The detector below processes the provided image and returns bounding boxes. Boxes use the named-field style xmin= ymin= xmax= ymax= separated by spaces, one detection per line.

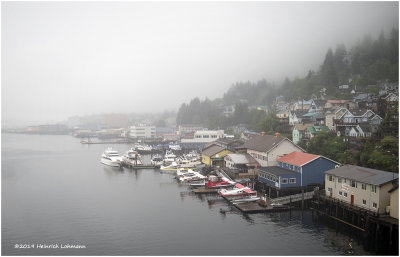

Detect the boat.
xmin=134 ymin=143 xmax=153 ymax=154
xmin=177 ymin=159 xmax=202 ymax=169
xmin=121 ymin=148 xmax=143 ymax=167
xmin=160 ymin=161 xmax=180 ymax=170
xmin=177 ymin=170 xmax=207 ymax=182
xmin=100 ymin=147 xmax=123 ymax=167
xmin=169 ymin=144 xmax=181 ymax=151
xmin=163 ymin=150 xmax=177 ymax=165
xmin=150 ymin=154 xmax=163 ymax=167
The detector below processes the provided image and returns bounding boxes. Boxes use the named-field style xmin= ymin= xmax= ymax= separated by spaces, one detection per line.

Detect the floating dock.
xmin=192 ymin=188 xmax=218 ymax=194
xmin=233 ymin=202 xmax=292 ymax=213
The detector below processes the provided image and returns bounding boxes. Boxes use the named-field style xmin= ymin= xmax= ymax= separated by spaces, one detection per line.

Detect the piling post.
xmin=301 ymin=189 xmax=304 ymax=210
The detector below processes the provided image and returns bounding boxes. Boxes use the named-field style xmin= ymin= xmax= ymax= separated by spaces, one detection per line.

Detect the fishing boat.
xmin=100 ymin=147 xmax=123 ymax=167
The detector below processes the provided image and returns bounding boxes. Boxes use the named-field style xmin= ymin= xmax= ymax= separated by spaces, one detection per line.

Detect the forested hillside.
xmin=176 ymin=28 xmax=399 ymax=129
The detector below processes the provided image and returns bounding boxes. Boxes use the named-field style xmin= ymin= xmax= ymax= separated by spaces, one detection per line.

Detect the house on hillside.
xmin=257 ymin=151 xmax=340 ymax=198
xmin=325 ymin=107 xmax=348 ymax=131
xmin=238 ymin=133 xmax=304 ymax=167
xmin=325 ymin=100 xmax=356 ymax=109
xmin=334 ymin=109 xmax=382 ymax=137
xmin=304 ymin=125 xmax=330 ymax=140
xmin=292 ymin=123 xmax=313 ymax=145
xmin=325 ymin=165 xmax=399 ymax=215
xmin=288 ymin=109 xmax=309 ymax=125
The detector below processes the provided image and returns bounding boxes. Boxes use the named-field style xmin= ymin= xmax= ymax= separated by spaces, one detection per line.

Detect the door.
xmin=350 ymin=194 xmax=354 ymax=205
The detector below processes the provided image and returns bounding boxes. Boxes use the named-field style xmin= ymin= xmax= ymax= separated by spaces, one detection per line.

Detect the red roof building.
xmin=277 ymin=152 xmax=320 ymax=167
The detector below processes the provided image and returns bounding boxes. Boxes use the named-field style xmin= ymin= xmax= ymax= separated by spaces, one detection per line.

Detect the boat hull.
xmin=100 ymin=158 xmax=121 ymax=167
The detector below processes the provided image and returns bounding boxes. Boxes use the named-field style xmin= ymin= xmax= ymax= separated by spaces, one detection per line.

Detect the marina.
xmin=1 ymin=134 xmax=390 ymax=255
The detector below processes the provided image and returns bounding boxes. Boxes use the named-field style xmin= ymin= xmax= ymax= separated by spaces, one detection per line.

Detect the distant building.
xmin=129 ymin=124 xmax=156 ymax=139
xmin=178 ymin=124 xmax=204 ymax=136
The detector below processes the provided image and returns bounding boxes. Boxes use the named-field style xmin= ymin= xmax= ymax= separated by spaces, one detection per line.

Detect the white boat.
xmin=122 ymin=148 xmax=143 ymax=166
xmin=101 ymin=147 xmax=123 ymax=167
xmin=134 ymin=143 xmax=153 ymax=153
xmin=151 ymin=154 xmax=163 ymax=167
xmin=163 ymin=150 xmax=177 ymax=165
xmin=169 ymin=144 xmax=181 ymax=151
xmin=177 ymin=159 xmax=202 ymax=168
xmin=160 ymin=161 xmax=180 ymax=170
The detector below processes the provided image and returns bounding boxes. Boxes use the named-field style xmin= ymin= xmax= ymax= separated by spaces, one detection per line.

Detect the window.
xmin=289 ymin=178 xmax=296 ymax=184
xmin=338 ymin=178 xmax=342 ymax=183
xmin=362 ymin=199 xmax=366 ymax=205
xmin=362 ymin=184 xmax=367 ymax=190
xmin=328 ymin=175 xmax=334 ymax=182
xmin=350 ymin=180 xmax=357 ymax=188
xmin=339 ymin=191 xmax=342 ymax=196
xmin=372 ymin=185 xmax=377 ymax=193
xmin=327 ymin=187 xmax=332 ymax=192
xmin=344 ymin=192 xmax=348 ymax=197
xmin=372 ymin=202 xmax=377 ymax=208
xmin=282 ymin=178 xmax=288 ymax=184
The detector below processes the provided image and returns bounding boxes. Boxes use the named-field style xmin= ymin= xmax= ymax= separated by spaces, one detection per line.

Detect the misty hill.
xmin=176 ymin=28 xmax=399 ymax=129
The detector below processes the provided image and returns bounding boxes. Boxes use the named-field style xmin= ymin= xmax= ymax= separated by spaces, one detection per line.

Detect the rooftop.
xmin=277 ymin=151 xmax=320 ymax=167
xmin=258 ymin=166 xmax=299 ymax=176
xmin=325 ymin=165 xmax=398 ymax=186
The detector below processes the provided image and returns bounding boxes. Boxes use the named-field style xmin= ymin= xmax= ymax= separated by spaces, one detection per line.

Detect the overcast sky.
xmin=2 ymin=1 xmax=398 ymax=127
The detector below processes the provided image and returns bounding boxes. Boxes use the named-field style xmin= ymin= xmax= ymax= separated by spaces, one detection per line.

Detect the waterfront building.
xmin=389 ymin=184 xmax=399 ymax=219
xmin=201 ymin=144 xmax=232 ymax=167
xmin=258 ymin=151 xmax=339 ymax=190
xmin=224 ymin=153 xmax=258 ymax=173
xmin=129 ymin=124 xmax=156 ymax=139
xmin=239 ymin=133 xmax=304 ymax=167
xmin=324 ymin=165 xmax=399 ymax=215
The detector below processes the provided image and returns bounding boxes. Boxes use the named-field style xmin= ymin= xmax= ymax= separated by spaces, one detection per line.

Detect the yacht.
xmin=101 ymin=147 xmax=123 ymax=167
xmin=122 ymin=148 xmax=143 ymax=167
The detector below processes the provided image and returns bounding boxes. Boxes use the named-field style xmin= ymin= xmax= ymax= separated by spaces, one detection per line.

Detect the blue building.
xmin=257 ymin=151 xmax=340 ymax=198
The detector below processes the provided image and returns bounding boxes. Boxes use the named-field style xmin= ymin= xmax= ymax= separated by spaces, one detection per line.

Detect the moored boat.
xmin=100 ymin=147 xmax=123 ymax=167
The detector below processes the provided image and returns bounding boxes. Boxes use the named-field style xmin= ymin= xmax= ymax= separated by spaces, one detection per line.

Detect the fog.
xmin=2 ymin=1 xmax=398 ymax=127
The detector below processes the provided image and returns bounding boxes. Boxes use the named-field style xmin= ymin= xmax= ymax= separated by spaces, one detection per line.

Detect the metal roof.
xmin=257 ymin=166 xmax=299 ymax=176
xmin=325 ymin=165 xmax=398 ymax=186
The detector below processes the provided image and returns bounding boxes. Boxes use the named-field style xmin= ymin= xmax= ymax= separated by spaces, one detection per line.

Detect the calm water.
xmin=2 ymin=134 xmax=372 ymax=255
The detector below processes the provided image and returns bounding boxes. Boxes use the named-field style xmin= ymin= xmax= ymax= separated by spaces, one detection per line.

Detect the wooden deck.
xmin=233 ymin=202 xmax=292 ymax=213
xmin=192 ymin=188 xmax=218 ymax=194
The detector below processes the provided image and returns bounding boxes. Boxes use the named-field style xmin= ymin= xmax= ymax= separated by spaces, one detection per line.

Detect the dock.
xmin=233 ymin=202 xmax=292 ymax=213
xmin=192 ymin=188 xmax=218 ymax=194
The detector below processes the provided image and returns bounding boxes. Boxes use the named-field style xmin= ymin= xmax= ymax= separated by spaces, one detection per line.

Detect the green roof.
xmin=306 ymin=126 xmax=329 ymax=134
